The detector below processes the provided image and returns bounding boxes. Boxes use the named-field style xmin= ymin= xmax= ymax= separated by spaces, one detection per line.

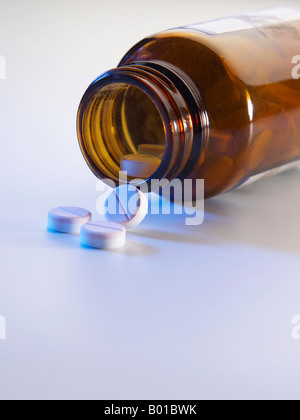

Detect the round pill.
xmin=80 ymin=222 xmax=126 ymax=250
xmin=105 ymin=185 xmax=148 ymax=229
xmin=120 ymin=154 xmax=161 ymax=178
xmin=138 ymin=144 xmax=165 ymax=157
xmin=48 ymin=207 xmax=92 ymax=234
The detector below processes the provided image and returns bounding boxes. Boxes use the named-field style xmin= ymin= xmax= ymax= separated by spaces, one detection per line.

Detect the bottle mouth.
xmin=77 ymin=62 xmax=204 ymax=188
xmin=77 ymin=78 xmax=168 ymax=184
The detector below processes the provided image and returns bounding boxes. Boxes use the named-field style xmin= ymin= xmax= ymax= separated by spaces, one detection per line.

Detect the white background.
xmin=0 ymin=0 xmax=300 ymax=400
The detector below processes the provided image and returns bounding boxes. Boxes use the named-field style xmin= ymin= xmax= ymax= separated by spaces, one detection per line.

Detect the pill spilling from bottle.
xmin=77 ymin=7 xmax=300 ymax=199
xmin=47 ymin=186 xmax=148 ymax=250
xmin=105 ymin=185 xmax=148 ymax=229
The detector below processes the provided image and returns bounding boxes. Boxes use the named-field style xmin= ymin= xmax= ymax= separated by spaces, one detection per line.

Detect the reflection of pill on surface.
xmin=80 ymin=222 xmax=126 ymax=250
xmin=105 ymin=185 xmax=148 ymax=229
xmin=120 ymin=154 xmax=161 ymax=178
xmin=48 ymin=207 xmax=92 ymax=234
xmin=138 ymin=144 xmax=165 ymax=157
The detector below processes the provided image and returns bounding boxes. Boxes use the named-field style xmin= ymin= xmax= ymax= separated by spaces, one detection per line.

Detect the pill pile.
xmin=48 ymin=149 xmax=164 ymax=249
xmin=48 ymin=184 xmax=148 ymax=250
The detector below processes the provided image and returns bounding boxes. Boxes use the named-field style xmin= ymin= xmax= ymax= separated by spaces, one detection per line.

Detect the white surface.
xmin=105 ymin=185 xmax=149 ymax=229
xmin=0 ymin=0 xmax=300 ymax=401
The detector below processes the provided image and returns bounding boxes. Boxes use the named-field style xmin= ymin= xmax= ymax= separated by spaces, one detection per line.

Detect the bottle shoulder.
xmin=119 ymin=31 xmax=252 ymax=128
xmin=120 ymin=21 xmax=300 ymax=87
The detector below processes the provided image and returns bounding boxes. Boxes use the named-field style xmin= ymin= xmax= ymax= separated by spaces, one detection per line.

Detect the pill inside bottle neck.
xmin=119 ymin=86 xmax=166 ymax=178
xmin=122 ymin=85 xmax=166 ymax=154
xmin=86 ymin=83 xmax=166 ymax=180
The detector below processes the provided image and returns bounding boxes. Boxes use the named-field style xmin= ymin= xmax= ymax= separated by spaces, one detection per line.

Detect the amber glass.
xmin=77 ymin=10 xmax=300 ymax=198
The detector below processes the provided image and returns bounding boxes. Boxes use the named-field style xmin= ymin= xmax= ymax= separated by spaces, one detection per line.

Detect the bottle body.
xmin=77 ymin=7 xmax=300 ymax=198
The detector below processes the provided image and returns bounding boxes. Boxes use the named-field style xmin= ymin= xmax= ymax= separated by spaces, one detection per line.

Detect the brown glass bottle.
xmin=77 ymin=7 xmax=300 ymax=198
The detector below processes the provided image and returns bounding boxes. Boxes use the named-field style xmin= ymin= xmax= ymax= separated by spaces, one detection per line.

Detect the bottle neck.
xmin=77 ymin=60 xmax=205 ymax=187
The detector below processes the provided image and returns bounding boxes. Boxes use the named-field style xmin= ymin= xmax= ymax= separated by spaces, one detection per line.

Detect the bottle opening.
xmin=79 ymin=82 xmax=166 ymax=182
xmin=78 ymin=62 xmax=204 ymax=187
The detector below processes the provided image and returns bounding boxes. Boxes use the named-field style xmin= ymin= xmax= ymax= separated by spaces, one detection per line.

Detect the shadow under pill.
xmin=116 ymin=240 xmax=157 ymax=256
xmin=80 ymin=240 xmax=157 ymax=256
xmin=46 ymin=228 xmax=80 ymax=249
